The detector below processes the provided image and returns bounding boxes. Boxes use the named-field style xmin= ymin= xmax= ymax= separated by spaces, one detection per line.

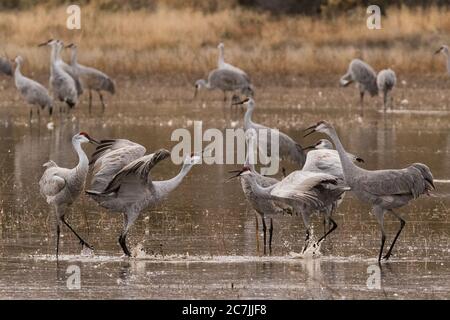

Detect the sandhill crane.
xmin=377 ymin=69 xmax=396 ymax=111
xmin=39 ymin=132 xmax=98 ymax=259
xmin=303 ymin=138 xmax=364 ymax=232
xmin=194 ymin=68 xmax=253 ymax=102
xmin=0 ymin=56 xmax=12 ymax=76
xmin=66 ymin=43 xmax=115 ymax=113
xmin=217 ymin=43 xmax=249 ymax=79
xmin=86 ymin=139 xmax=201 ymax=256
xmin=236 ymin=168 xmax=349 ymax=252
xmin=13 ymin=56 xmax=53 ymax=122
xmin=229 ymin=131 xmax=291 ymax=255
xmin=435 ymin=45 xmax=450 ymax=76
xmin=233 ymin=98 xmax=306 ymax=169
xmin=340 ymin=59 xmax=378 ymax=115
xmin=304 ymin=120 xmax=435 ymax=261
xmin=38 ymin=39 xmax=78 ymax=110
xmin=303 ymin=139 xmax=364 ymax=179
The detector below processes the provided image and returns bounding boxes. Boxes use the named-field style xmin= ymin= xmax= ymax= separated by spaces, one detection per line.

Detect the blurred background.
xmin=0 ymin=0 xmax=449 ymax=84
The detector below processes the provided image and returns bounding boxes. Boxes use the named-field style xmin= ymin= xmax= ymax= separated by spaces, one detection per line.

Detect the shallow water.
xmin=0 ymin=80 xmax=449 ymax=299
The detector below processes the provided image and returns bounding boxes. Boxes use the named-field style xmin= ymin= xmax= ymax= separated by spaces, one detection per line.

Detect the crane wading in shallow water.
xmin=38 ymin=39 xmax=78 ymax=111
xmin=194 ymin=68 xmax=253 ymax=103
xmin=66 ymin=43 xmax=116 ymax=113
xmin=217 ymin=42 xmax=249 ymax=79
xmin=435 ymin=45 xmax=450 ymax=76
xmin=13 ymin=56 xmax=53 ymax=122
xmin=304 ymin=120 xmax=435 ymax=262
xmin=233 ymin=97 xmax=306 ymax=170
xmin=39 ymin=132 xmax=99 ymax=259
xmin=86 ymin=139 xmax=201 ymax=256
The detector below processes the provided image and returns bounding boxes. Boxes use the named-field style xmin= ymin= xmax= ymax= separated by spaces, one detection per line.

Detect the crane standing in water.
xmin=39 ymin=132 xmax=98 ymax=259
xmin=304 ymin=121 xmax=435 ymax=261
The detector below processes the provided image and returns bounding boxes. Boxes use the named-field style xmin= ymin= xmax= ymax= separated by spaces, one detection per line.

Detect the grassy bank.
xmin=0 ymin=5 xmax=449 ymax=82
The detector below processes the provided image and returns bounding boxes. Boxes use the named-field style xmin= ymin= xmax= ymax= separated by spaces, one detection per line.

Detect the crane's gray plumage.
xmin=435 ymin=45 xmax=450 ymax=76
xmin=377 ymin=69 xmax=396 ymax=111
xmin=305 ymin=120 xmax=435 ymax=261
xmin=194 ymin=68 xmax=253 ymax=101
xmin=86 ymin=138 xmax=200 ymax=257
xmin=239 ymin=168 xmax=349 ymax=252
xmin=0 ymin=56 xmax=13 ymax=76
xmin=234 ymin=98 xmax=306 ymax=169
xmin=39 ymin=39 xmax=78 ymax=109
xmin=67 ymin=43 xmax=115 ymax=113
xmin=13 ymin=56 xmax=53 ymax=120
xmin=231 ymin=131 xmax=291 ymax=254
xmin=303 ymin=139 xmax=364 ymax=180
xmin=217 ymin=42 xmax=249 ymax=80
xmin=340 ymin=58 xmax=378 ymax=115
xmin=39 ymin=132 xmax=98 ymax=259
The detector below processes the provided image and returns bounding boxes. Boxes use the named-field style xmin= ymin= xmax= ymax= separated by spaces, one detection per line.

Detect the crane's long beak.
xmin=303 ymin=124 xmax=317 ymax=138
xmin=434 ymin=48 xmax=442 ymax=55
xmin=87 ymin=136 xmax=100 ymax=145
xmin=227 ymin=169 xmax=244 ymax=181
xmin=303 ymin=144 xmax=316 ymax=151
xmin=232 ymin=98 xmax=249 ymax=106
xmin=37 ymin=42 xmax=48 ymax=47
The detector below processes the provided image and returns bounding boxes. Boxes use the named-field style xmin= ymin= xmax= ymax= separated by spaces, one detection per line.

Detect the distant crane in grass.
xmin=66 ymin=43 xmax=116 ymax=113
xmin=39 ymin=132 xmax=98 ymax=259
xmin=0 ymin=56 xmax=13 ymax=76
xmin=435 ymin=45 xmax=450 ymax=76
xmin=304 ymin=120 xmax=435 ymax=262
xmin=217 ymin=42 xmax=249 ymax=79
xmin=194 ymin=68 xmax=253 ymax=102
xmin=13 ymin=56 xmax=53 ymax=122
xmin=340 ymin=59 xmax=378 ymax=115
xmin=377 ymin=69 xmax=396 ymax=112
xmin=86 ymin=139 xmax=201 ymax=256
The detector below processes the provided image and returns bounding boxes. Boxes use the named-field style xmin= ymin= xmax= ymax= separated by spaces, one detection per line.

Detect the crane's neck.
xmin=14 ymin=61 xmax=22 ymax=80
xmin=218 ymin=46 xmax=225 ymax=68
xmin=446 ymin=52 xmax=450 ymax=75
xmin=244 ymin=106 xmax=254 ymax=130
xmin=153 ymin=163 xmax=193 ymax=196
xmin=70 ymin=47 xmax=78 ymax=66
xmin=73 ymin=140 xmax=89 ymax=175
xmin=327 ymin=128 xmax=358 ymax=181
xmin=243 ymin=174 xmax=274 ymax=200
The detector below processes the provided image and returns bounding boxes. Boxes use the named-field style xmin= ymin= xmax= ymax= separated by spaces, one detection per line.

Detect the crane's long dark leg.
xmin=88 ymin=90 xmax=92 ymax=114
xmin=56 ymin=224 xmax=60 ymax=260
xmin=223 ymin=91 xmax=227 ymax=102
xmin=262 ymin=217 xmax=267 ymax=255
xmin=383 ymin=210 xmax=406 ymax=260
xmin=99 ymin=91 xmax=106 ymax=113
xmin=119 ymin=213 xmax=138 ymax=257
xmin=374 ymin=207 xmax=386 ymax=262
xmin=269 ymin=218 xmax=273 ymax=255
xmin=61 ymin=217 xmax=93 ymax=250
xmin=255 ymin=213 xmax=260 ymax=255
xmin=317 ymin=217 xmax=337 ymax=244
xmin=29 ymin=108 xmax=33 ymax=124
xmin=359 ymin=91 xmax=365 ymax=117
xmin=383 ymin=90 xmax=388 ymax=113
xmin=301 ymin=212 xmax=311 ymax=253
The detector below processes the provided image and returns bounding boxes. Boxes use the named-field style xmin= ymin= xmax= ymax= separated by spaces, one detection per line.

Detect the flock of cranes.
xmin=1 ymin=41 xmax=447 ymax=262
xmin=0 ymin=39 xmax=115 ymax=121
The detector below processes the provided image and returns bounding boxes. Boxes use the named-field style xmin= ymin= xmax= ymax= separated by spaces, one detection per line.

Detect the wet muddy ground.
xmin=0 ymin=77 xmax=449 ymax=299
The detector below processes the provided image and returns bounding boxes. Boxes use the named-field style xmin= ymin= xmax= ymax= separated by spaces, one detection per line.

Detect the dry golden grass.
xmin=1 ymin=5 xmax=450 ymax=83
